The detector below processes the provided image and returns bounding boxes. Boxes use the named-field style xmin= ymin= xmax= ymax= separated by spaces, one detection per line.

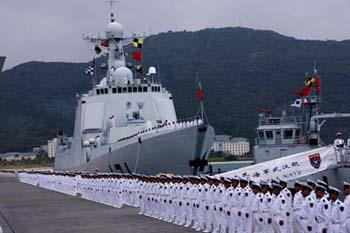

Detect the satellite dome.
xmin=148 ymin=66 xmax=157 ymax=75
xmin=105 ymin=22 xmax=124 ymax=39
xmin=111 ymin=67 xmax=133 ymax=85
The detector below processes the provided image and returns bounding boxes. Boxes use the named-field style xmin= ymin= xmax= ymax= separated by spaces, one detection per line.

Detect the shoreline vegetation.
xmin=0 ymin=151 xmax=54 ymax=169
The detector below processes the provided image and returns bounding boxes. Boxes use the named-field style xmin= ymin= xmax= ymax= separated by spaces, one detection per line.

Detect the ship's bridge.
xmin=92 ymin=83 xmax=164 ymax=96
xmin=256 ymin=115 xmax=303 ymax=146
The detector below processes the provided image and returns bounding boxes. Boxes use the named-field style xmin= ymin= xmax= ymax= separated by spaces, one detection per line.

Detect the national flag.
xmin=303 ymin=98 xmax=311 ymax=106
xmin=101 ymin=40 xmax=109 ymax=48
xmin=299 ymin=86 xmax=311 ymax=97
xmin=315 ymin=77 xmax=321 ymax=95
xmin=133 ymin=51 xmax=142 ymax=61
xmin=136 ymin=64 xmax=143 ymax=73
xmin=95 ymin=45 xmax=102 ymax=54
xmin=133 ymin=38 xmax=143 ymax=48
xmin=305 ymin=77 xmax=315 ymax=87
xmin=197 ymin=82 xmax=204 ymax=101
xmin=291 ymin=98 xmax=302 ymax=108
xmin=85 ymin=65 xmax=94 ymax=76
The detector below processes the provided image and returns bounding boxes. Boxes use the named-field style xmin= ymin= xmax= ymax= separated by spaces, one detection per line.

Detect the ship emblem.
xmin=309 ymin=153 xmax=321 ymax=169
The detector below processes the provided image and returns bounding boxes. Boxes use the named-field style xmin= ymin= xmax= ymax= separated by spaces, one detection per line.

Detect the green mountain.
xmin=1 ymin=27 xmax=350 ymax=152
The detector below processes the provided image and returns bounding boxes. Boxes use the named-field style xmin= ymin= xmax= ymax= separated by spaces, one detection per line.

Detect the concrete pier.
xmin=0 ymin=173 xmax=196 ymax=233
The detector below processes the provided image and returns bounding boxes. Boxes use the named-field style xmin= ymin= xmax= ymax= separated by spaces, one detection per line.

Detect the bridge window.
xmin=265 ymin=131 xmax=273 ymax=139
xmin=283 ymin=130 xmax=293 ymax=139
xmin=138 ymin=86 xmax=142 ymax=92
xmin=258 ymin=131 xmax=264 ymax=139
xmin=123 ymin=87 xmax=127 ymax=93
xmin=268 ymin=118 xmax=280 ymax=124
xmin=118 ymin=87 xmax=122 ymax=93
xmin=133 ymin=87 xmax=137 ymax=92
xmin=96 ymin=89 xmax=100 ymax=95
xmin=112 ymin=88 xmax=117 ymax=94
xmin=143 ymin=86 xmax=148 ymax=92
xmin=104 ymin=88 xmax=108 ymax=94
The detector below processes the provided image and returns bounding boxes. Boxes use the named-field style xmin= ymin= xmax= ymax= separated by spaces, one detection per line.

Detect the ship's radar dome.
xmin=105 ymin=22 xmax=124 ymax=39
xmin=148 ymin=66 xmax=157 ymax=75
xmin=111 ymin=66 xmax=133 ymax=85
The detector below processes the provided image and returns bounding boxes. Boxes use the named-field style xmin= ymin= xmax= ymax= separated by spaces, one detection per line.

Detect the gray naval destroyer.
xmin=254 ymin=69 xmax=350 ymax=187
xmin=54 ymin=12 xmax=215 ymax=175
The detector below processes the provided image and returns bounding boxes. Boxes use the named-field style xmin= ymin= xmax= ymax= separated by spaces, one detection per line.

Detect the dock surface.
xmin=0 ymin=173 xmax=196 ymax=233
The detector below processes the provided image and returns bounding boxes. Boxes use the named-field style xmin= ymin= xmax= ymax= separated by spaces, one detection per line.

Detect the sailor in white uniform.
xmin=329 ymin=186 xmax=345 ymax=233
xmin=343 ymin=181 xmax=350 ymax=233
xmin=307 ymin=179 xmax=317 ymax=200
xmin=334 ymin=132 xmax=345 ymax=162
xmin=315 ymin=184 xmax=331 ymax=233
xmin=294 ymin=183 xmax=315 ymax=233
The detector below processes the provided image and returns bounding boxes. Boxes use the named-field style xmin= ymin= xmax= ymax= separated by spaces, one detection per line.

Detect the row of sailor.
xmin=17 ymin=171 xmax=350 ymax=233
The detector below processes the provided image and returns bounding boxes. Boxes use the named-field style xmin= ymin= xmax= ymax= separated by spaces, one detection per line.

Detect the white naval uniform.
xmin=241 ymin=186 xmax=254 ymax=233
xmin=296 ymin=195 xmax=316 ymax=233
xmin=252 ymin=192 xmax=264 ymax=233
xmin=344 ymin=194 xmax=350 ymax=233
xmin=293 ymin=190 xmax=304 ymax=232
xmin=334 ymin=138 xmax=345 ymax=162
xmin=261 ymin=192 xmax=275 ymax=233
xmin=330 ymin=199 xmax=345 ymax=233
xmin=315 ymin=196 xmax=331 ymax=233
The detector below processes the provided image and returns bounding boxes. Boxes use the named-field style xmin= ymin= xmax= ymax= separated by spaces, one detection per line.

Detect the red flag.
xmin=101 ymin=40 xmax=109 ymax=48
xmin=197 ymin=82 xmax=204 ymax=101
xmin=315 ymin=77 xmax=321 ymax=95
xmin=133 ymin=51 xmax=142 ymax=61
xmin=299 ymin=86 xmax=311 ymax=97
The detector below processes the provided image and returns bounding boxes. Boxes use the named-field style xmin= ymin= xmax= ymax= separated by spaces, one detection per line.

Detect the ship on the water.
xmin=54 ymin=10 xmax=215 ymax=175
xmin=253 ymin=69 xmax=350 ymax=187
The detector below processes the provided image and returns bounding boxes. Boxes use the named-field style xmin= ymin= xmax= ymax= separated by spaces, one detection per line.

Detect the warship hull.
xmin=54 ymin=124 xmax=215 ymax=175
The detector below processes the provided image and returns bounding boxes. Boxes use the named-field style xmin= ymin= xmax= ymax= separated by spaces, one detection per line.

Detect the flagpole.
xmin=93 ymin=57 xmax=96 ymax=88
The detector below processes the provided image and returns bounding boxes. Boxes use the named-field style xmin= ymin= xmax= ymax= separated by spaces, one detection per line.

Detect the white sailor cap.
xmin=301 ymin=183 xmax=313 ymax=190
xmin=316 ymin=179 xmax=328 ymax=187
xmin=272 ymin=183 xmax=282 ymax=189
xmin=307 ymin=179 xmax=316 ymax=186
xmin=343 ymin=181 xmax=350 ymax=188
xmin=240 ymin=177 xmax=248 ymax=183
xmin=252 ymin=182 xmax=261 ymax=188
xmin=271 ymin=179 xmax=279 ymax=184
xmin=223 ymin=178 xmax=231 ymax=183
xmin=230 ymin=176 xmax=240 ymax=181
xmin=260 ymin=181 xmax=269 ymax=186
xmin=337 ymin=132 xmax=342 ymax=136
xmin=329 ymin=186 xmax=340 ymax=194
xmin=315 ymin=184 xmax=326 ymax=191
xmin=294 ymin=180 xmax=303 ymax=186
xmin=279 ymin=179 xmax=288 ymax=184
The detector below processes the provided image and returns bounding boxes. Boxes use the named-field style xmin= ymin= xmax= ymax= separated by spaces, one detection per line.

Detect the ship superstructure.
xmin=254 ymin=69 xmax=350 ymax=186
xmin=54 ymin=9 xmax=215 ymax=175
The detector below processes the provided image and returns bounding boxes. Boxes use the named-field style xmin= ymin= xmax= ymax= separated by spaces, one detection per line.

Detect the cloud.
xmin=1 ymin=0 xmax=349 ymax=69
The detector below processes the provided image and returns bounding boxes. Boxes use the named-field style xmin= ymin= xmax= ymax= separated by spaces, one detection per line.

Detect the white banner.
xmin=213 ymin=146 xmax=337 ymax=182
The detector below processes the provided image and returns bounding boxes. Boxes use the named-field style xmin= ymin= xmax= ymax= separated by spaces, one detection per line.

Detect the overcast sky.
xmin=1 ymin=0 xmax=350 ymax=70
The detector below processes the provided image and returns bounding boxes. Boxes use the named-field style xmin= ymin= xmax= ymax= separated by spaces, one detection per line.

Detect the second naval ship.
xmin=54 ymin=9 xmax=215 ymax=175
xmin=253 ymin=69 xmax=350 ymax=187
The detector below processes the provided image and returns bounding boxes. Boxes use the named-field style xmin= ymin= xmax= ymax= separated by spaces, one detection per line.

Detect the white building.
xmin=212 ymin=135 xmax=250 ymax=156
xmin=0 ymin=152 xmax=36 ymax=161
xmin=47 ymin=138 xmax=58 ymax=158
